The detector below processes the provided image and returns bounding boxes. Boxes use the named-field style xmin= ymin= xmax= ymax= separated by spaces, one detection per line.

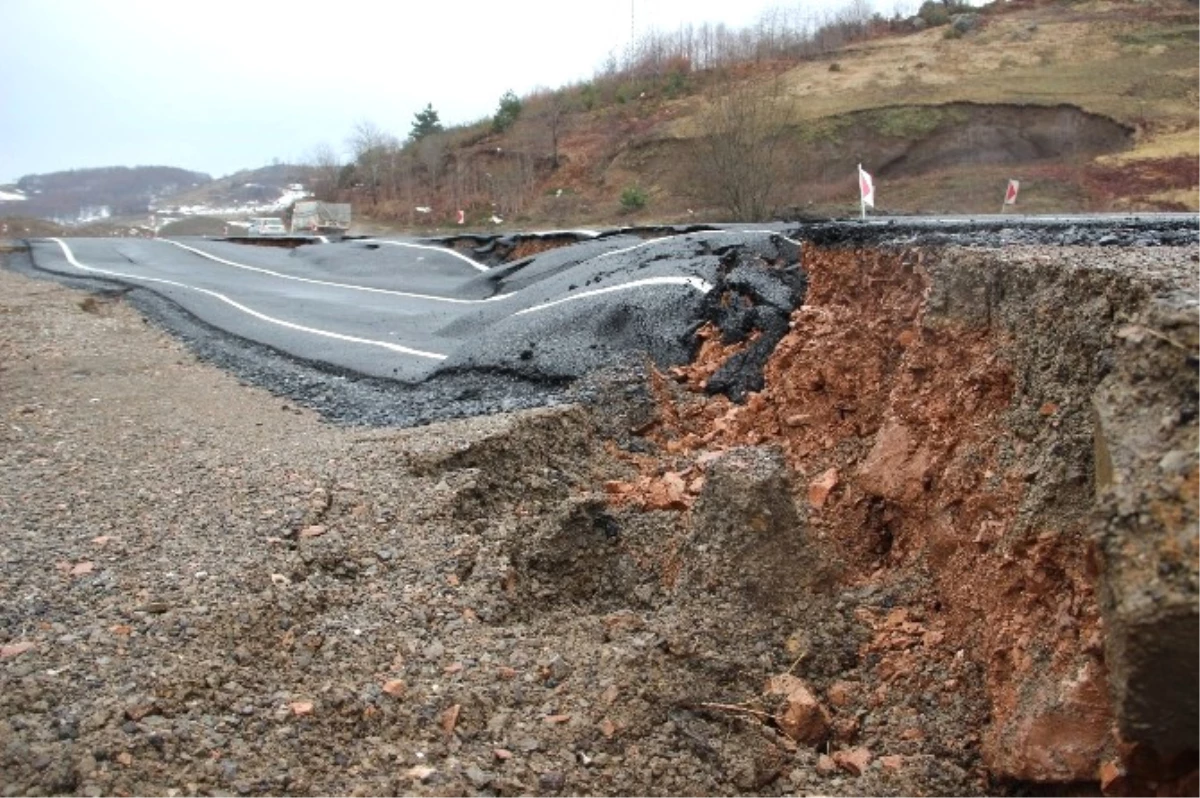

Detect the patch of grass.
xmin=869 ymin=105 xmax=968 ymax=139
xmin=799 ymin=116 xmax=852 ymax=145
xmin=1114 ymin=25 xmax=1199 ymax=50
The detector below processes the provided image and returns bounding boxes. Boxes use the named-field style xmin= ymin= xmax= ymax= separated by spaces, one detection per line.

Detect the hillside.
xmin=1 ymin=166 xmax=211 ymax=224
xmin=153 ymin=163 xmax=316 ymax=215
xmin=328 ymin=0 xmax=1197 ymax=229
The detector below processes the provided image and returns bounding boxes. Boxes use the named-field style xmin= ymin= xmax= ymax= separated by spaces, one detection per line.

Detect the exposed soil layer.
xmin=609 ymin=242 xmax=1199 ymax=791
xmin=1 ymin=228 xmax=1197 ymax=797
xmin=867 ymin=103 xmax=1134 ymax=179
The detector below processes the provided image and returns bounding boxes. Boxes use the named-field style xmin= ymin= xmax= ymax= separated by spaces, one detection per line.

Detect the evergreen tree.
xmin=409 ymin=104 xmax=444 ymax=142
xmin=492 ymin=90 xmax=522 ymax=133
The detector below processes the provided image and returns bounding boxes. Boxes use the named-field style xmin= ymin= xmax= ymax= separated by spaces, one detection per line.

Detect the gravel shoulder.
xmin=0 ymin=262 xmax=606 ymax=796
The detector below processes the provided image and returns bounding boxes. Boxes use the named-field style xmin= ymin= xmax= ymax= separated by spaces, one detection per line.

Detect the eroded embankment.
xmin=604 ymin=242 xmax=1198 ymax=791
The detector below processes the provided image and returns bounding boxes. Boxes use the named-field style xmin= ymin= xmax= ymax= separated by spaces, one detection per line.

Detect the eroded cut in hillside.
xmin=604 ymin=242 xmax=1198 ymax=792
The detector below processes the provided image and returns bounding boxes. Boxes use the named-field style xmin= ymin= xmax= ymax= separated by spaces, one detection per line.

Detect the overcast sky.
xmin=2 ymin=0 xmax=914 ymax=182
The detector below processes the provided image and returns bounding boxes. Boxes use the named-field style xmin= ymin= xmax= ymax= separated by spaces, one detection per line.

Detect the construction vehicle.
xmin=290 ymin=201 xmax=351 ymax=235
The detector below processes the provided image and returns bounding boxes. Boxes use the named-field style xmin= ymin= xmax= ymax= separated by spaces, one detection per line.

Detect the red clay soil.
xmin=605 ymin=245 xmax=1192 ymax=791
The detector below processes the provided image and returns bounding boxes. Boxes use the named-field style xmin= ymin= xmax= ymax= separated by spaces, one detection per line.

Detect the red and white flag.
xmin=858 ymin=164 xmax=875 ymax=209
xmin=1004 ymin=179 xmax=1020 ymax=205
xmin=456 ymin=209 xmax=465 ymax=225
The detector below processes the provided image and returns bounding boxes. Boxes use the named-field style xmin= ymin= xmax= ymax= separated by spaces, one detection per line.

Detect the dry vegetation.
xmin=306 ymin=0 xmax=1196 ymax=228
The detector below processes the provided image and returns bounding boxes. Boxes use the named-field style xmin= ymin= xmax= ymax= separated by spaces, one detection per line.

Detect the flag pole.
xmin=858 ymin=163 xmax=865 ymax=221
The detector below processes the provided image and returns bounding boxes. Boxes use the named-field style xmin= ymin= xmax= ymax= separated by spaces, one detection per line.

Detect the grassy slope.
xmin=510 ymin=0 xmax=1199 ymax=224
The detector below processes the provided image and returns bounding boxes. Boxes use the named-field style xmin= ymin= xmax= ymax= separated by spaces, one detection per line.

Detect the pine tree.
xmin=492 ymin=90 xmax=522 ymax=133
xmin=409 ymin=104 xmax=444 ymax=142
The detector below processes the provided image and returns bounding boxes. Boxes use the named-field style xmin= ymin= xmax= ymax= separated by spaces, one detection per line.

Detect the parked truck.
xmin=290 ymin=201 xmax=351 ymax=235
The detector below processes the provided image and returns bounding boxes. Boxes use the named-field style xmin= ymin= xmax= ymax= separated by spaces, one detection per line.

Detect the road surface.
xmin=17 ymin=215 xmax=1195 ymax=425
xmin=25 ymin=231 xmax=800 ymax=384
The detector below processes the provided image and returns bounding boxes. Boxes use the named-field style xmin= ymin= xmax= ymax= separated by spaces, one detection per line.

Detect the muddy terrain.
xmin=1 ymin=224 xmax=1196 ymax=797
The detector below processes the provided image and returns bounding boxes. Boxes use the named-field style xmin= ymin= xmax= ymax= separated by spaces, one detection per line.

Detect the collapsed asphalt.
xmin=15 ymin=229 xmax=803 ymax=427
xmin=11 ymin=215 xmax=1196 ymax=428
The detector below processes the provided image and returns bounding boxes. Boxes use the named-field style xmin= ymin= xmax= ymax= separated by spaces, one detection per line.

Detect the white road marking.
xmin=167 ymin=240 xmax=716 ymax=318
xmin=46 ymin=238 xmax=447 ymax=360
xmin=594 ymin=235 xmax=674 ymax=260
xmin=595 ymin=229 xmax=802 ymax=259
xmin=365 ymin=239 xmax=489 ymax=272
xmin=514 ymin=276 xmax=713 ymax=316
xmin=162 ymin=239 xmax=510 ymax=305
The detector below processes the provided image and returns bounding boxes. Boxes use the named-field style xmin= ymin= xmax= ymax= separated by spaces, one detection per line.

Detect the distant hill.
xmin=4 ymin=166 xmax=211 ymax=224
xmin=155 ymin=163 xmax=315 ymax=213
xmin=0 ymin=163 xmax=318 ymax=228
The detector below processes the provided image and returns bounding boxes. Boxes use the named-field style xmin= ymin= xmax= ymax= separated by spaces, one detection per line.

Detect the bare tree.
xmin=415 ymin=133 xmax=448 ymax=201
xmin=692 ymin=74 xmax=799 ymax=222
xmin=347 ymin=120 xmax=396 ymax=206
xmin=305 ymin=142 xmax=342 ymax=200
xmin=542 ymin=92 xmax=568 ymax=169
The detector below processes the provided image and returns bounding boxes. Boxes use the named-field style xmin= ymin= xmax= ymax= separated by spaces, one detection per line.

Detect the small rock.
xmin=465 ymin=765 xmax=491 ymax=788
xmin=0 ymin=641 xmax=35 ymax=659
xmin=405 ymin=765 xmax=435 ymax=783
xmin=1099 ymin=759 xmax=1126 ymax=795
xmin=540 ymin=654 xmax=571 ymax=684
xmin=808 ymin=467 xmax=839 ymax=509
xmin=493 ymin=748 xmax=513 ymax=761
xmin=423 ymin=640 xmax=445 ymax=660
xmin=289 ymin=701 xmax=314 ymax=716
xmin=441 ymin=704 xmax=460 ymax=736
xmin=879 ymin=754 xmax=904 ymax=772
xmin=1158 ymin=450 xmax=1191 ymax=475
xmin=766 ymin=674 xmax=830 ymax=746
xmin=826 ymin=680 xmax=856 ymax=707
xmin=538 ymin=771 xmax=565 ymax=793
xmin=816 ymin=754 xmax=838 ymax=776
xmin=832 ymin=716 xmax=859 ymax=745
xmin=382 ymin=679 xmax=406 ymax=698
xmin=833 ymin=746 xmax=873 ymax=776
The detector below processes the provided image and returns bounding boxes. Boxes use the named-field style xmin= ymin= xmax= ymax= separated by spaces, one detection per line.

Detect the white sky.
xmin=1 ymin=0 xmax=915 ymax=181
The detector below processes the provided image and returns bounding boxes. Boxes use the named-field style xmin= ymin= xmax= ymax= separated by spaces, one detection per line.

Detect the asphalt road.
xmin=17 ymin=214 xmax=1195 ymax=426
xmin=26 ymin=230 xmax=801 ymax=384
